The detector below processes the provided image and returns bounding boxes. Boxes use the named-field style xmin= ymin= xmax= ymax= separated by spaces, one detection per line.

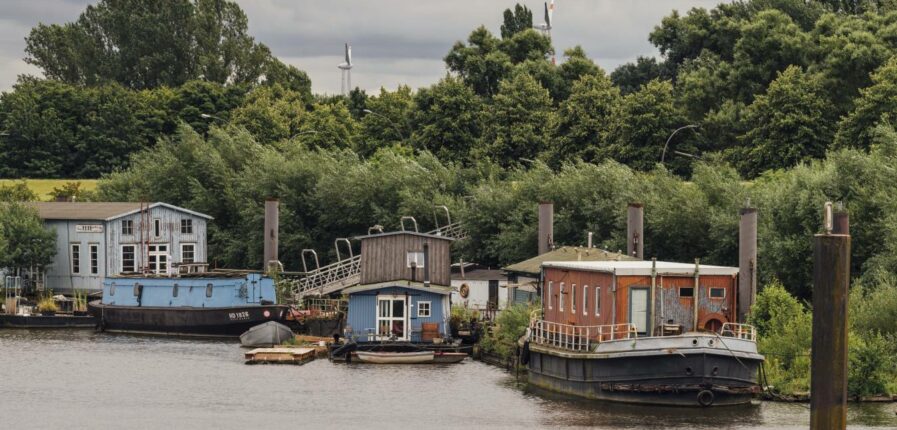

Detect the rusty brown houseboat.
xmin=524 ymin=259 xmax=763 ymax=407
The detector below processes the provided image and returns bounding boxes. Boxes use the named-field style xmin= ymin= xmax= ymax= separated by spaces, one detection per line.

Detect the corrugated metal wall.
xmin=107 ymin=207 xmax=207 ymax=274
xmin=359 ymin=234 xmax=451 ymax=286
xmin=346 ymin=286 xmax=449 ymax=342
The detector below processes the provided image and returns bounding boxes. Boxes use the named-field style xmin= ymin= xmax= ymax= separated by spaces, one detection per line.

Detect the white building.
xmin=450 ymin=263 xmax=509 ymax=311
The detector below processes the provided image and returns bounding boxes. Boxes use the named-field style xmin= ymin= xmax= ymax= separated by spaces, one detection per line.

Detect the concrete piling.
xmin=538 ymin=202 xmax=554 ymax=255
xmin=738 ymin=207 xmax=758 ymax=323
xmin=627 ymin=203 xmax=644 ymax=259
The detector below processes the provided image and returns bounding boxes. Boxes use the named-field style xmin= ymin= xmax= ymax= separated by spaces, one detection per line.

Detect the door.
xmin=488 ymin=280 xmax=499 ymax=310
xmin=629 ymin=288 xmax=649 ymax=335
xmin=376 ymin=295 xmax=408 ymax=341
xmin=147 ymin=244 xmax=169 ymax=275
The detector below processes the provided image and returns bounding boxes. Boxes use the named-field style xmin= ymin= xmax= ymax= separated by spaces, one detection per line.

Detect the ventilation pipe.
xmin=538 ymin=202 xmax=554 ymax=255
xmin=263 ymin=198 xmax=279 ymax=270
xmin=627 ymin=203 xmax=644 ymax=259
xmin=833 ymin=202 xmax=849 ymax=235
xmin=423 ymin=242 xmax=430 ymax=287
xmin=738 ymin=207 xmax=758 ymax=322
xmin=587 ymin=232 xmax=593 ymax=248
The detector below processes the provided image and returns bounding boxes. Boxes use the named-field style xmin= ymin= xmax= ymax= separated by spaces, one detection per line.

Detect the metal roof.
xmin=541 ymin=260 xmax=739 ymax=277
xmin=451 ymin=268 xmax=507 ymax=282
xmin=353 ymin=230 xmax=455 ymax=241
xmin=24 ymin=202 xmax=213 ymax=221
xmin=502 ymin=246 xmax=635 ymax=276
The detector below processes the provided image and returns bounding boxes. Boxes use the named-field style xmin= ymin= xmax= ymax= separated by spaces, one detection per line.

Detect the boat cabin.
xmin=101 ymin=272 xmax=278 ymax=307
xmin=345 ymin=231 xmax=454 ymax=342
xmin=540 ymin=260 xmax=740 ymax=336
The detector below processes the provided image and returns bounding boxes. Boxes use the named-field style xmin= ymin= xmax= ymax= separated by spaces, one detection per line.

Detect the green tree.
xmin=738 ymin=66 xmax=835 ymax=177
xmin=732 ymin=10 xmax=810 ymax=101
xmin=835 ymin=57 xmax=897 ymax=149
xmin=411 ymin=76 xmax=484 ymax=162
xmin=0 ymin=182 xmax=38 ymax=202
xmin=445 ymin=27 xmax=512 ymax=97
xmin=358 ymin=86 xmax=414 ymax=157
xmin=549 ymin=73 xmax=620 ymax=165
xmin=0 ymin=203 xmax=56 ymax=272
xmin=478 ymin=73 xmax=555 ymax=167
xmin=610 ymin=56 xmax=670 ymax=95
xmin=230 ymin=85 xmax=304 ymax=145
xmin=293 ymin=102 xmax=358 ymax=151
xmin=500 ymin=4 xmax=533 ymax=39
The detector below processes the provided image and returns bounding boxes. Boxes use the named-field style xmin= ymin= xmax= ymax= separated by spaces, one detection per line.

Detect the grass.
xmin=0 ymin=179 xmax=98 ymax=201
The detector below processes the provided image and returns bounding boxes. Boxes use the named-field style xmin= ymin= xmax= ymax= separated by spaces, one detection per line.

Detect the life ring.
xmin=459 ymin=283 xmax=470 ymax=299
xmin=697 ymin=389 xmax=715 ymax=407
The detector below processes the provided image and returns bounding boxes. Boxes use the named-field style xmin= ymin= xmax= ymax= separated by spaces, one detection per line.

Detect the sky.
xmin=0 ymin=0 xmax=729 ymax=94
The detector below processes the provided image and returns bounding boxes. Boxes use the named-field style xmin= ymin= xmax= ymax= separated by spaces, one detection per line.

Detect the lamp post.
xmin=660 ymin=124 xmax=699 ymax=164
xmin=362 ymin=109 xmax=405 ymax=141
xmin=199 ymin=113 xmax=225 ymax=122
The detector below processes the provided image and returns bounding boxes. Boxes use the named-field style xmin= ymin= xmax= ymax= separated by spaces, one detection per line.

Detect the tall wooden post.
xmin=538 ymin=202 xmax=554 ymax=255
xmin=627 ymin=203 xmax=644 ymax=259
xmin=263 ymin=198 xmax=279 ymax=270
xmin=810 ymin=230 xmax=850 ymax=430
xmin=738 ymin=207 xmax=758 ymax=322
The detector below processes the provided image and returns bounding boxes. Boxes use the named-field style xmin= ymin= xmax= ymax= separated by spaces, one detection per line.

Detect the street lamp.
xmin=362 ymin=109 xmax=405 ymax=140
xmin=199 ymin=113 xmax=225 ymax=122
xmin=660 ymin=124 xmax=699 ymax=164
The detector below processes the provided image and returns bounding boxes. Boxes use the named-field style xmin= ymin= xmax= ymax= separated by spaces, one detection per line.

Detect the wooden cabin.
xmin=540 ymin=260 xmax=740 ymax=336
xmin=345 ymin=231 xmax=454 ymax=342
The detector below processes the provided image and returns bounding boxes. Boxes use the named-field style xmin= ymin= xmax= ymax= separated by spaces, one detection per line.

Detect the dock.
xmin=244 ymin=347 xmax=317 ymax=365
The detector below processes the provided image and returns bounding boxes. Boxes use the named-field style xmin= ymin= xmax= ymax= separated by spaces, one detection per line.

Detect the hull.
xmin=0 ymin=314 xmax=97 ymax=328
xmin=526 ymin=334 xmax=763 ymax=407
xmin=240 ymin=321 xmax=294 ymax=347
xmin=432 ymin=352 xmax=468 ymax=363
xmin=89 ymin=300 xmax=290 ymax=337
xmin=355 ymin=350 xmax=435 ymax=364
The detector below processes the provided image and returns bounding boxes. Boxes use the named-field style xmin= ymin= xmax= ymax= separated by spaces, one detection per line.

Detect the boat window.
xmin=571 ymin=283 xmax=576 ymax=314
xmin=417 ymin=301 xmax=431 ymax=318
xmin=172 ymin=284 xmax=179 ymax=297
xmin=547 ymin=281 xmax=553 ymax=309
xmin=583 ymin=285 xmax=588 ymax=315
xmin=595 ymin=286 xmax=601 ymax=316
xmin=206 ymin=283 xmax=213 ymax=298
xmin=679 ymin=287 xmax=694 ymax=297
xmin=709 ymin=287 xmax=726 ymax=298
xmin=559 ymin=282 xmax=565 ymax=311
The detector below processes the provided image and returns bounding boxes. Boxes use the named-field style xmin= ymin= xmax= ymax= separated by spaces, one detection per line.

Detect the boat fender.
xmin=697 ymin=390 xmax=715 ymax=407
xmin=520 ymin=340 xmax=530 ymax=365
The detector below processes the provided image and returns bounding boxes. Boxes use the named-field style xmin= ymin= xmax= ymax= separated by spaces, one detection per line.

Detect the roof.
xmin=541 ymin=260 xmax=739 ymax=277
xmin=451 ymin=268 xmax=507 ymax=282
xmin=353 ymin=230 xmax=455 ymax=242
xmin=24 ymin=202 xmax=213 ymax=221
xmin=343 ymin=280 xmax=453 ymax=295
xmin=503 ymin=246 xmax=634 ymax=276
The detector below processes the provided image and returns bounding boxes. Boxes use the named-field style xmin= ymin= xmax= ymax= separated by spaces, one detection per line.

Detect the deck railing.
xmin=719 ymin=322 xmax=757 ymax=341
xmin=529 ymin=320 xmax=638 ymax=352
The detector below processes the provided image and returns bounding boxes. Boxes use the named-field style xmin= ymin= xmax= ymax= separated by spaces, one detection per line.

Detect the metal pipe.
xmin=263 ymin=199 xmax=279 ymax=271
xmin=423 ymin=242 xmax=430 ymax=287
xmin=627 ymin=203 xmax=644 ymax=259
xmin=693 ymin=259 xmax=700 ymax=332
xmin=587 ymin=232 xmax=593 ymax=248
xmin=538 ymin=202 xmax=554 ymax=255
xmin=833 ymin=204 xmax=849 ymax=235
xmin=611 ymin=270 xmax=617 ymax=326
xmin=650 ymin=257 xmax=657 ymax=336
xmin=738 ymin=207 xmax=758 ymax=322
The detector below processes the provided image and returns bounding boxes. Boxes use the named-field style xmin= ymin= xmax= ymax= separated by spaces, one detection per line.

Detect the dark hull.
xmin=0 ymin=314 xmax=97 ymax=328
xmin=89 ymin=301 xmax=290 ymax=337
xmin=527 ymin=347 xmax=762 ymax=407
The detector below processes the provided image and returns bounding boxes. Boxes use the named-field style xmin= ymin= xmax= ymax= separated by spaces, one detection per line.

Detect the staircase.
xmin=290 ymin=222 xmax=467 ymax=300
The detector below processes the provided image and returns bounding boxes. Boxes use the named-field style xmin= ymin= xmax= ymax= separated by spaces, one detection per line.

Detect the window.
xmin=559 ymin=282 xmax=565 ymax=311
xmin=595 ymin=286 xmax=601 ymax=316
xmin=181 ymin=243 xmax=195 ymax=263
xmin=180 ymin=219 xmax=193 ymax=234
xmin=583 ymin=284 xmax=588 ymax=315
xmin=121 ymin=219 xmax=133 ymax=235
xmin=547 ymin=281 xmax=553 ymax=310
xmin=206 ymin=283 xmax=214 ymax=298
xmin=153 ymin=218 xmax=161 ymax=237
xmin=679 ymin=287 xmax=694 ymax=297
xmin=172 ymin=283 xmax=179 ymax=297
xmin=710 ymin=287 xmax=726 ymax=299
xmin=89 ymin=244 xmax=99 ymax=275
xmin=571 ymin=283 xmax=576 ymax=314
xmin=148 ymin=244 xmax=168 ymax=274
xmin=121 ymin=245 xmax=136 ymax=273
xmin=71 ymin=244 xmax=81 ymax=274
xmin=406 ymin=251 xmax=425 ymax=268
xmin=417 ymin=301 xmax=431 ymax=317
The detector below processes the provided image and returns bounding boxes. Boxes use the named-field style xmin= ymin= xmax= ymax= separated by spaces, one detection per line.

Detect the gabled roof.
xmin=542 ymin=260 xmax=739 ymax=277
xmin=24 ymin=202 xmax=213 ymax=221
xmin=353 ymin=230 xmax=454 ymax=242
xmin=503 ymin=246 xmax=635 ymax=276
xmin=344 ymin=280 xmax=453 ymax=295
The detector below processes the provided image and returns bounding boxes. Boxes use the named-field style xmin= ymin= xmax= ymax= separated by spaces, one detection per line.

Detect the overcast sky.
xmin=0 ymin=0 xmax=728 ymax=94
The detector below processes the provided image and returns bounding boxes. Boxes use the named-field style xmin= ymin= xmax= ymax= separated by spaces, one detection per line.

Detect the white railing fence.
xmin=719 ymin=322 xmax=757 ymax=341
xmin=529 ymin=320 xmax=638 ymax=352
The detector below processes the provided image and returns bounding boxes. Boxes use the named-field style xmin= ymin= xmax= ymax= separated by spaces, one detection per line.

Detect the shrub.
xmin=750 ymin=281 xmax=812 ymax=393
xmin=479 ymin=303 xmax=538 ymax=360
xmin=848 ymin=332 xmax=891 ymax=398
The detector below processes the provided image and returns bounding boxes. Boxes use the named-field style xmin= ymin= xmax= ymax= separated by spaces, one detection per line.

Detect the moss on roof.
xmin=502 ymin=246 xmax=636 ymax=276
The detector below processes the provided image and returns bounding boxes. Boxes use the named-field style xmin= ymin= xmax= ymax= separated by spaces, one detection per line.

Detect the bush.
xmin=479 ymin=303 xmax=538 ymax=360
xmin=750 ymin=281 xmax=812 ymax=394
xmin=848 ymin=332 xmax=891 ymax=398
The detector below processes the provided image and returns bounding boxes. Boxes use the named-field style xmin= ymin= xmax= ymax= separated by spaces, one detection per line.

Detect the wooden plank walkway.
xmin=244 ymin=347 xmax=316 ymax=365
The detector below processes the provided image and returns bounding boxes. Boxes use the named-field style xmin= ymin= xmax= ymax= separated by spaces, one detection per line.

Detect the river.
xmin=1 ymin=329 xmax=894 ymax=429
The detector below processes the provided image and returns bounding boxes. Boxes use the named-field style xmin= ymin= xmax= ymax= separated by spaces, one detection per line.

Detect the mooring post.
xmin=538 ymin=202 xmax=554 ymax=255
xmin=738 ymin=207 xmax=758 ymax=323
xmin=627 ymin=203 xmax=644 ymax=259
xmin=810 ymin=204 xmax=850 ymax=430
xmin=263 ymin=198 xmax=279 ymax=270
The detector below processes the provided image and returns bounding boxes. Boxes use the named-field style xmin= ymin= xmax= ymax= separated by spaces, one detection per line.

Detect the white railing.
xmin=720 ymin=323 xmax=757 ymax=341
xmin=529 ymin=320 xmax=638 ymax=352
xmin=431 ymin=222 xmax=468 ymax=240
xmin=292 ymin=254 xmax=361 ymax=298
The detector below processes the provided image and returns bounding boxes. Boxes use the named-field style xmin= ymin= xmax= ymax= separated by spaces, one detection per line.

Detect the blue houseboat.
xmin=89 ymin=270 xmax=290 ymax=337
xmin=343 ymin=231 xmax=453 ymax=343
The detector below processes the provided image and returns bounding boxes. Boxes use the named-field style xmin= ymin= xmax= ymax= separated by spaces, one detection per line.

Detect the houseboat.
xmin=89 ymin=271 xmax=290 ymax=337
xmin=524 ymin=259 xmax=763 ymax=407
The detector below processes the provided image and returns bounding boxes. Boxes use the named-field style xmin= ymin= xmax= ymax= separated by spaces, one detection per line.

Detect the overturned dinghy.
xmin=240 ymin=321 xmax=294 ymax=347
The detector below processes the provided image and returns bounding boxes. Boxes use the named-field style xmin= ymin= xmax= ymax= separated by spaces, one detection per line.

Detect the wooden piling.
xmin=627 ymin=203 xmax=644 ymax=259
xmin=263 ymin=198 xmax=279 ymax=269
xmin=538 ymin=202 xmax=554 ymax=255
xmin=738 ymin=207 xmax=758 ymax=323
xmin=810 ymin=233 xmax=850 ymax=430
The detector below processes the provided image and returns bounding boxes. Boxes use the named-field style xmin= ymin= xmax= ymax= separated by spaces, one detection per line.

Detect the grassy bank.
xmin=0 ymin=179 xmax=97 ymax=201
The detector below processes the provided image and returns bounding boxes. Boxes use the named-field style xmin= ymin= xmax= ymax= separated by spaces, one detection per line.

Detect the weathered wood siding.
xmin=359 ymin=234 xmax=451 ymax=286
xmin=107 ymin=206 xmax=208 ymax=275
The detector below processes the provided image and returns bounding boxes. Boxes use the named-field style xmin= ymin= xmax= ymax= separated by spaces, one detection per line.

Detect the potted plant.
xmin=73 ymin=290 xmax=88 ymax=316
xmin=37 ymin=297 xmax=59 ymax=316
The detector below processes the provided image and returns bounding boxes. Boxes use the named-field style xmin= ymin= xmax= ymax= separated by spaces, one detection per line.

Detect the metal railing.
xmin=431 ymin=222 xmax=468 ymax=240
xmin=720 ymin=323 xmax=757 ymax=341
xmin=529 ymin=320 xmax=638 ymax=352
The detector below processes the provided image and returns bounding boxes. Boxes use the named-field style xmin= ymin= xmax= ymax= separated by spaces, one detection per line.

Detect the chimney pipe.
xmin=627 ymin=203 xmax=644 ymax=259
xmin=423 ymin=242 xmax=430 ymax=287
xmin=833 ymin=204 xmax=849 ymax=235
xmin=538 ymin=202 xmax=554 ymax=255
xmin=587 ymin=232 xmax=593 ymax=248
xmin=263 ymin=199 xmax=279 ymax=270
xmin=738 ymin=207 xmax=758 ymax=322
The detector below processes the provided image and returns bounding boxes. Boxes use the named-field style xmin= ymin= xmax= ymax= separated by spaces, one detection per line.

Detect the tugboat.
xmin=89 ymin=269 xmax=290 ymax=337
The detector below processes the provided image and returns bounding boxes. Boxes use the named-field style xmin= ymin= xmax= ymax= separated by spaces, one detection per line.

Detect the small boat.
xmin=240 ymin=321 xmax=294 ymax=347
xmin=432 ymin=352 xmax=467 ymax=364
xmin=355 ymin=350 xmax=435 ymax=364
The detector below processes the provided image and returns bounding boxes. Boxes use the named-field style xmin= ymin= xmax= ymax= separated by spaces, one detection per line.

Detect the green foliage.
xmin=750 ymin=282 xmax=812 ymax=394
xmin=848 ymin=331 xmax=892 ymax=397
xmin=358 ymin=86 xmax=414 ymax=157
xmin=479 ymin=303 xmax=538 ymax=359
xmin=550 ymin=73 xmax=620 ymax=165
xmin=835 ymin=57 xmax=897 ymax=149
xmin=478 ymin=73 xmax=555 ymax=167
xmin=230 ymin=85 xmax=304 ymax=145
xmin=48 ymin=182 xmax=97 ymax=202
xmin=411 ymin=76 xmax=484 ymax=163
xmin=500 ymin=4 xmax=533 ymax=39
xmin=36 ymin=296 xmax=59 ymax=313
xmin=0 ymin=182 xmax=38 ymax=202
xmin=0 ymin=203 xmax=57 ymax=272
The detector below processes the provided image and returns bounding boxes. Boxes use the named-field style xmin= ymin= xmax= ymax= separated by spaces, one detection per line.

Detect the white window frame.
xmin=153 ymin=218 xmax=162 ymax=237
xmin=70 ymin=243 xmax=81 ymax=274
xmin=583 ymin=284 xmax=588 ymax=315
xmin=147 ymin=244 xmax=169 ymax=275
xmin=547 ymin=281 xmax=553 ymax=310
xmin=375 ymin=294 xmax=409 ymax=341
xmin=180 ymin=218 xmax=193 ymax=234
xmin=559 ymin=282 xmax=565 ymax=312
xmin=709 ymin=287 xmax=726 ymax=299
xmin=406 ymin=251 xmax=425 ymax=268
xmin=181 ymin=243 xmax=196 ymax=264
xmin=89 ymin=243 xmax=99 ymax=275
xmin=417 ymin=301 xmax=431 ymax=318
xmin=571 ymin=283 xmax=576 ymax=314
xmin=595 ymin=286 xmax=601 ymax=316
xmin=121 ymin=245 xmax=136 ymax=273
xmin=121 ymin=219 xmax=133 ymax=235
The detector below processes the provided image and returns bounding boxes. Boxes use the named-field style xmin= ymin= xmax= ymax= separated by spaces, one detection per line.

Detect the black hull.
xmin=527 ymin=348 xmax=762 ymax=407
xmin=0 ymin=314 xmax=97 ymax=328
xmin=89 ymin=301 xmax=290 ymax=337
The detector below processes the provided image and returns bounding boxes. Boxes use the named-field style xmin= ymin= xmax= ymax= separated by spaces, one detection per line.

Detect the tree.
xmin=550 ymin=73 xmax=620 ymax=165
xmin=230 ymin=85 xmax=304 ymax=145
xmin=738 ymin=66 xmax=836 ymax=177
xmin=500 ymin=4 xmax=533 ymax=39
xmin=610 ymin=56 xmax=670 ymax=95
xmin=411 ymin=76 xmax=484 ymax=163
xmin=445 ymin=27 xmax=512 ymax=97
xmin=358 ymin=86 xmax=415 ymax=157
xmin=0 ymin=203 xmax=56 ymax=272
xmin=0 ymin=182 xmax=37 ymax=202
xmin=294 ymin=102 xmax=358 ymax=151
xmin=835 ymin=57 xmax=897 ymax=149
xmin=478 ymin=73 xmax=555 ymax=167
xmin=732 ymin=10 xmax=810 ymax=101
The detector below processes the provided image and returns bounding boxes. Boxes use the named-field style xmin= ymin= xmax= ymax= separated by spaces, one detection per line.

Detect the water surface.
xmin=1 ymin=329 xmax=894 ymax=429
